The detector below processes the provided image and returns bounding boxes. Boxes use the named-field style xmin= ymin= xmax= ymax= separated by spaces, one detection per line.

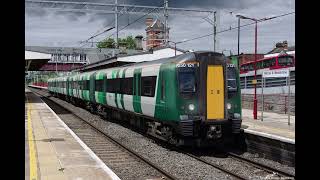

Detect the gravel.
xmin=235 ymin=152 xmax=295 ymax=175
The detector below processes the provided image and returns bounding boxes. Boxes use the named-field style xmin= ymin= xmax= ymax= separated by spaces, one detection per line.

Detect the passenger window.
xmin=78 ymin=81 xmax=83 ymax=89
xmin=106 ymin=79 xmax=120 ymax=93
xmin=270 ymin=58 xmax=276 ymax=66
xmin=120 ymin=78 xmax=133 ymax=95
xmin=83 ymin=80 xmax=90 ymax=90
xmin=95 ymin=80 xmax=104 ymax=92
xmin=141 ymin=76 xmax=157 ymax=97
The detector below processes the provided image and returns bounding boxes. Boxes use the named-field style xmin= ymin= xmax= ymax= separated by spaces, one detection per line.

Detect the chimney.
xmin=276 ymin=40 xmax=288 ymax=48
xmin=283 ymin=40 xmax=288 ymax=48
xmin=135 ymin=35 xmax=143 ymax=50
xmin=145 ymin=17 xmax=153 ymax=27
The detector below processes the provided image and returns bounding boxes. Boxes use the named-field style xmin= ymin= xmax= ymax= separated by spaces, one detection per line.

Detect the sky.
xmin=25 ymin=0 xmax=295 ymax=54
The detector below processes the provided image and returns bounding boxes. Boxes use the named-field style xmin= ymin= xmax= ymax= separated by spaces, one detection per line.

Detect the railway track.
xmin=32 ymin=89 xmax=178 ymax=180
xmin=29 ymin=87 xmax=295 ymax=180
xmin=227 ymin=152 xmax=295 ymax=178
xmin=179 ymin=150 xmax=295 ymax=180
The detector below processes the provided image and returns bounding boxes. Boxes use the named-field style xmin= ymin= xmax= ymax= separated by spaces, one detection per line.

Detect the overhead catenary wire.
xmin=175 ymin=11 xmax=295 ymax=44
xmin=102 ymin=0 xmax=167 ymax=43
xmin=80 ymin=12 xmax=126 ymax=45
xmin=80 ymin=0 xmax=165 ymax=47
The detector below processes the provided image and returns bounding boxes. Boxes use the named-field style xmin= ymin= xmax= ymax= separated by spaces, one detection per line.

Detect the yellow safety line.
xmin=27 ymin=97 xmax=38 ymax=180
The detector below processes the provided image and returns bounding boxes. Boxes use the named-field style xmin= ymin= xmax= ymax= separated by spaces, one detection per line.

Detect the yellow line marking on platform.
xmin=27 ymin=97 xmax=38 ymax=180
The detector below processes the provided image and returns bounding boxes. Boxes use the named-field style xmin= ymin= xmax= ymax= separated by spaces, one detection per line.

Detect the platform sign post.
xmin=262 ymin=69 xmax=290 ymax=124
xmin=261 ymin=78 xmax=264 ymax=121
xmin=288 ymin=75 xmax=291 ymax=125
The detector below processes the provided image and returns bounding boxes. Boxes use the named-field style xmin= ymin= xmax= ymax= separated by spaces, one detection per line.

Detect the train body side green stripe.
xmin=133 ymin=68 xmax=142 ymax=113
xmin=121 ymin=68 xmax=127 ymax=110
xmin=114 ymin=69 xmax=119 ymax=108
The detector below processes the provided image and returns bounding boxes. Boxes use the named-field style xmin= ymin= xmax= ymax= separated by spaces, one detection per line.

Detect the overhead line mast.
xmin=115 ymin=0 xmax=118 ymax=48
xmin=164 ymin=0 xmax=169 ymax=46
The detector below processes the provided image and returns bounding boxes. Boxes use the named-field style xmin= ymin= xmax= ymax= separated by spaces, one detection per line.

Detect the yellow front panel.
xmin=207 ymin=65 xmax=224 ymax=119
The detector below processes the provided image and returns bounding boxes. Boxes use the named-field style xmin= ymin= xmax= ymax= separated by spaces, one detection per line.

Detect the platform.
xmin=241 ymin=108 xmax=295 ymax=144
xmin=25 ymin=88 xmax=120 ymax=180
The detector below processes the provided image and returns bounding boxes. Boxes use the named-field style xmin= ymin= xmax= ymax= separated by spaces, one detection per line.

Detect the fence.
xmin=241 ymin=94 xmax=295 ymax=115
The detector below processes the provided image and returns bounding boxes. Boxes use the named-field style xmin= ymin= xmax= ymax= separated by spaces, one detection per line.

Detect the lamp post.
xmin=236 ymin=14 xmax=258 ymax=120
xmin=236 ymin=15 xmax=241 ymax=69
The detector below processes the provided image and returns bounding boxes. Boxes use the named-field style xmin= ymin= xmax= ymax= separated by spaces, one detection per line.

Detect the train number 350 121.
xmin=176 ymin=63 xmax=195 ymax=68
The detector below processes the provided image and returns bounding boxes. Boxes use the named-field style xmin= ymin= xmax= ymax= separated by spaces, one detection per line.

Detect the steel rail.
xmin=180 ymin=150 xmax=248 ymax=180
xmin=29 ymin=88 xmax=179 ymax=180
xmin=227 ymin=152 xmax=295 ymax=178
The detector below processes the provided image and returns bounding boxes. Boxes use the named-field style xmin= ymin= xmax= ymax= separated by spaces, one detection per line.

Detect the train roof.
xmin=49 ymin=51 xmax=225 ymax=80
xmin=95 ymin=51 xmax=225 ymax=73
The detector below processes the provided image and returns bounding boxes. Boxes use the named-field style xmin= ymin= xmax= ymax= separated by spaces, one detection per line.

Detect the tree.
xmin=96 ymin=36 xmax=136 ymax=49
xmin=122 ymin=36 xmax=136 ymax=49
xmin=96 ymin=38 xmax=115 ymax=48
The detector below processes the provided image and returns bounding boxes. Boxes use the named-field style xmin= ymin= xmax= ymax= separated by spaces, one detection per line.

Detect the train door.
xmin=207 ymin=65 xmax=224 ymax=119
xmin=156 ymin=69 xmax=167 ymax=119
xmin=133 ymin=68 xmax=142 ymax=113
xmin=75 ymin=76 xmax=80 ymax=99
xmin=89 ymin=72 xmax=96 ymax=103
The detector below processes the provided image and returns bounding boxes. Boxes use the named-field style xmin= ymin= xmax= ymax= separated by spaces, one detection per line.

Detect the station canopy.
xmin=25 ymin=51 xmax=51 ymax=71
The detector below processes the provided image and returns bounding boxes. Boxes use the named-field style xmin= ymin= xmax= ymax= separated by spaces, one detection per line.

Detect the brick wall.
xmin=242 ymin=94 xmax=295 ymax=115
xmin=239 ymin=54 xmax=264 ymax=65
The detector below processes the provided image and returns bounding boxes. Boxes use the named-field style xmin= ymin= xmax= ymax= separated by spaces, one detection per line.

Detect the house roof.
xmin=267 ymin=45 xmax=295 ymax=54
xmin=25 ymin=46 xmax=143 ymax=64
xmin=25 ymin=51 xmax=51 ymax=71
xmin=25 ymin=51 xmax=51 ymax=60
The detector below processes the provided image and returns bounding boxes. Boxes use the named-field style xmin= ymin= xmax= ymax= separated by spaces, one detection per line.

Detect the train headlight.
xmin=227 ymin=103 xmax=232 ymax=110
xmin=234 ymin=113 xmax=241 ymax=119
xmin=188 ymin=104 xmax=195 ymax=111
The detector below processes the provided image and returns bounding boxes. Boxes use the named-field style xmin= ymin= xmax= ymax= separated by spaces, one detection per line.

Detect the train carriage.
xmin=80 ymin=72 xmax=92 ymax=102
xmin=62 ymin=77 xmax=68 ymax=95
xmin=72 ymin=74 xmax=78 ymax=99
xmin=48 ymin=51 xmax=242 ymax=147
xmin=94 ymin=70 xmax=107 ymax=105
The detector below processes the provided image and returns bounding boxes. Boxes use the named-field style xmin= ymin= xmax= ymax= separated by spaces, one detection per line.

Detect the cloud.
xmin=53 ymin=11 xmax=87 ymax=21
xmin=26 ymin=8 xmax=48 ymax=17
xmin=25 ymin=0 xmax=295 ymax=53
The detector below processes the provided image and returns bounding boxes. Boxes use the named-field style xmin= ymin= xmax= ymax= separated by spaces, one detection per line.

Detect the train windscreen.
xmin=278 ymin=56 xmax=294 ymax=66
xmin=178 ymin=71 xmax=196 ymax=93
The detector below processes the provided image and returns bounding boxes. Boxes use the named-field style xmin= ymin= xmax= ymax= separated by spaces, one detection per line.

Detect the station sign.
xmin=262 ymin=69 xmax=289 ymax=78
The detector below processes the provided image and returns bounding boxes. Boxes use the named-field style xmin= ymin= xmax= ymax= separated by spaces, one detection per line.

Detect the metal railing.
xmin=240 ymin=72 xmax=295 ymax=89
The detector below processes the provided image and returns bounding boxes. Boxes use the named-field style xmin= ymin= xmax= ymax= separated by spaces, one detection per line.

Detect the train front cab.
xmin=198 ymin=52 xmax=230 ymax=145
xmin=175 ymin=52 xmax=234 ymax=146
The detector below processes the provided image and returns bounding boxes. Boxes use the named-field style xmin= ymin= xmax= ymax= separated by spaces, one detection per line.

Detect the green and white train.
xmin=48 ymin=51 xmax=242 ymax=146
